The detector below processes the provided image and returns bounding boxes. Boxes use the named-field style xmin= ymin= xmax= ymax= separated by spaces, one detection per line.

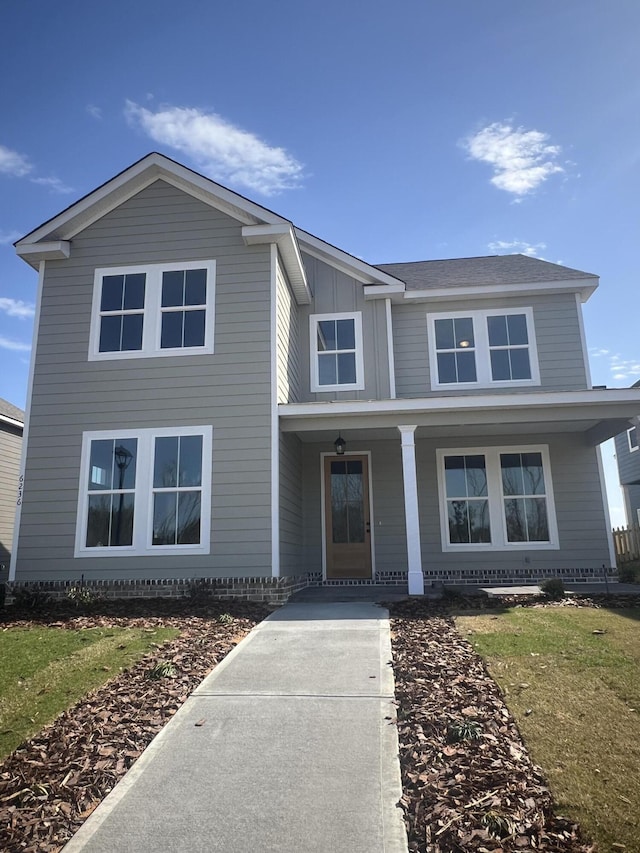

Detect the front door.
xmin=324 ymin=454 xmax=372 ymax=579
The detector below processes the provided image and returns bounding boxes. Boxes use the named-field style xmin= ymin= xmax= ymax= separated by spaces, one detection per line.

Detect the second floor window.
xmin=629 ymin=426 xmax=638 ymax=452
xmin=90 ymin=261 xmax=215 ymax=360
xmin=310 ymin=312 xmax=364 ymax=392
xmin=428 ymin=308 xmax=539 ymax=389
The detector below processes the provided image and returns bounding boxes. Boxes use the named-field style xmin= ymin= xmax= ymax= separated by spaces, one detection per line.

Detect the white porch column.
xmin=398 ymin=425 xmax=424 ymax=596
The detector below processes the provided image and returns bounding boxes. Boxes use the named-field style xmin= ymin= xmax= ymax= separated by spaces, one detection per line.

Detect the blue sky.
xmin=0 ymin=0 xmax=638 ymax=523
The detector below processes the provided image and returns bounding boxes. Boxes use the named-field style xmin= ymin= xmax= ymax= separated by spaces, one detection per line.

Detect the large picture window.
xmin=76 ymin=426 xmax=212 ymax=557
xmin=310 ymin=312 xmax=364 ymax=392
xmin=90 ymin=261 xmax=215 ymax=360
xmin=436 ymin=445 xmax=558 ymax=550
xmin=428 ymin=308 xmax=539 ymax=388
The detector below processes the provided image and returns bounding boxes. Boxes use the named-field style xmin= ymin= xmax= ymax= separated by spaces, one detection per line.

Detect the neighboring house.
xmin=614 ymin=380 xmax=640 ymax=527
xmin=9 ymin=153 xmax=640 ymax=598
xmin=0 ymin=398 xmax=24 ymax=575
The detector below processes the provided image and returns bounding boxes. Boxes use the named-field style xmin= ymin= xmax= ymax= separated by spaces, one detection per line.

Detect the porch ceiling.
xmin=279 ymin=389 xmax=640 ymax=447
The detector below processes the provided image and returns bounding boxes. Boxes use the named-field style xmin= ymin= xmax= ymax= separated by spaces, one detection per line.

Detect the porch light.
xmin=334 ymin=434 xmax=346 ymax=456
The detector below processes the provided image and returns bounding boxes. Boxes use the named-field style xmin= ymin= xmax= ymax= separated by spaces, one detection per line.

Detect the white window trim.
xmin=75 ymin=425 xmax=212 ymax=557
xmin=435 ymin=444 xmax=559 ymax=551
xmin=89 ymin=261 xmax=215 ymax=360
xmin=628 ymin=426 xmax=638 ymax=453
xmin=427 ymin=308 xmax=540 ymax=389
xmin=310 ymin=311 xmax=365 ymax=392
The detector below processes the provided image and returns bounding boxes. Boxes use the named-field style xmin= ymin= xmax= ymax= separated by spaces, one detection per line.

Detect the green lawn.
xmin=0 ymin=625 xmax=178 ymax=759
xmin=455 ymin=606 xmax=640 ymax=851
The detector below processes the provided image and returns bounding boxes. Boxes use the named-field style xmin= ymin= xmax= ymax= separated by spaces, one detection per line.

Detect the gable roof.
xmin=14 ymin=152 xmax=398 ymax=297
xmin=376 ymin=254 xmax=598 ymax=290
xmin=0 ymin=398 xmax=24 ymax=428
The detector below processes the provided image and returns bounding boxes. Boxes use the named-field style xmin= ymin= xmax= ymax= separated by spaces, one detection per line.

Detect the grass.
xmin=455 ymin=606 xmax=640 ymax=851
xmin=0 ymin=625 xmax=178 ymax=759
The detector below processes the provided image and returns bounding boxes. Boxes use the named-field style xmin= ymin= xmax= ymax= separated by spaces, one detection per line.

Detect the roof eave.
xmin=398 ymin=278 xmax=599 ymax=303
xmin=13 ymin=153 xmax=291 ymax=259
xmin=295 ymin=228 xmax=406 ymax=288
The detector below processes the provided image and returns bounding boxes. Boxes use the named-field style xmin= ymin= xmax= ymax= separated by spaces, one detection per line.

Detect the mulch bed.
xmin=388 ymin=593 xmax=640 ymax=852
xmin=1 ymin=592 xmax=637 ymax=852
xmin=0 ymin=597 xmax=272 ymax=853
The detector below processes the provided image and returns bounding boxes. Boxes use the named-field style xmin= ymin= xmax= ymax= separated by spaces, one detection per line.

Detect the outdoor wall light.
xmin=334 ymin=434 xmax=346 ymax=456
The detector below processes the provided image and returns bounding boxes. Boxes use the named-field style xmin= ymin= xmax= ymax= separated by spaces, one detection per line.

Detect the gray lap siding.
xmin=15 ymin=181 xmax=274 ymax=582
xmin=299 ymin=433 xmax=611 ymax=579
xmin=393 ymin=292 xmax=589 ymax=398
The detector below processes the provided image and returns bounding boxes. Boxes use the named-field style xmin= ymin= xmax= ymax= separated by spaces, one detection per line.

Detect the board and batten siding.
xmin=15 ymin=180 xmax=275 ymax=581
xmin=393 ymin=292 xmax=589 ymax=398
xmin=298 ymin=253 xmax=392 ymax=402
xmin=276 ymin=256 xmax=301 ymax=403
xmin=279 ymin=432 xmax=302 ymax=575
xmin=0 ymin=424 xmax=22 ymax=570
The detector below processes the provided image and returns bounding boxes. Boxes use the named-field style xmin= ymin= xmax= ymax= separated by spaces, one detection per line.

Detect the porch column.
xmin=398 ymin=425 xmax=424 ymax=596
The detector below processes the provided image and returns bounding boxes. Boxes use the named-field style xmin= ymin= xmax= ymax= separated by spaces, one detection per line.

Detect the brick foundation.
xmin=422 ymin=565 xmax=617 ymax=586
xmin=6 ymin=575 xmax=311 ymax=604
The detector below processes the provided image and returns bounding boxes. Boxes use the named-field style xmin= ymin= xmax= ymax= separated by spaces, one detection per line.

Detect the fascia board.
xmin=402 ymin=278 xmax=599 ymax=303
xmin=363 ymin=284 xmax=406 ymax=301
xmin=0 ymin=414 xmax=24 ymax=429
xmin=15 ymin=153 xmax=289 ymax=251
xmin=295 ymin=227 xmax=405 ymax=286
xmin=242 ymin=224 xmax=310 ymax=304
xmin=279 ymin=389 xmax=640 ymax=420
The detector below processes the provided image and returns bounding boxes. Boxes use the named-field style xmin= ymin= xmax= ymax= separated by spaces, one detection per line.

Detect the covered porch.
xmin=279 ymin=389 xmax=640 ymax=593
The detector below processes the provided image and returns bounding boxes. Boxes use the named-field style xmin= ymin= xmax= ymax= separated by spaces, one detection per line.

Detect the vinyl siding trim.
xmin=270 ymin=244 xmax=280 ymax=577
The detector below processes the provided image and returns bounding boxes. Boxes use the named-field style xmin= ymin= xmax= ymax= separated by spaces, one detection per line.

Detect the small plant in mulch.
xmin=9 ymin=586 xmax=52 ymax=611
xmin=617 ymin=562 xmax=640 ymax=583
xmin=216 ymin=612 xmax=233 ymax=624
xmin=540 ymin=577 xmax=565 ymax=600
xmin=146 ymin=660 xmax=177 ymax=679
xmin=446 ymin=718 xmax=483 ymax=743
xmin=65 ymin=585 xmax=105 ymax=609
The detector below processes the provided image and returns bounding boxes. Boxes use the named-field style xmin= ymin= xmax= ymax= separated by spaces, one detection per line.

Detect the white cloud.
xmin=0 ymin=335 xmax=31 ymax=352
xmin=463 ymin=122 xmax=564 ymax=196
xmin=30 ymin=176 xmax=75 ymax=194
xmin=87 ymin=104 xmax=103 ymax=120
xmin=488 ymin=239 xmax=547 ymax=257
xmin=0 ymin=297 xmax=35 ymax=319
xmin=0 ymin=229 xmax=21 ymax=246
xmin=125 ymin=101 xmax=304 ymax=195
xmin=591 ymin=349 xmax=640 ymax=384
xmin=0 ymin=144 xmax=32 ymax=177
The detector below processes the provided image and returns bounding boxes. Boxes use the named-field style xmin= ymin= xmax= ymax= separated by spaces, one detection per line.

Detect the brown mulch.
xmin=388 ymin=597 xmax=618 ymax=853
xmin=0 ymin=597 xmax=272 ymax=853
xmin=1 ymin=592 xmax=637 ymax=852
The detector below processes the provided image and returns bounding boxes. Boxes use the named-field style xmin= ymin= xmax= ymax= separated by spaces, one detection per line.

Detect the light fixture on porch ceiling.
xmin=334 ymin=433 xmax=346 ymax=456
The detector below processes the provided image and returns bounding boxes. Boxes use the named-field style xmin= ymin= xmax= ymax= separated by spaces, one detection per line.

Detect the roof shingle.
xmin=375 ymin=254 xmax=597 ymax=291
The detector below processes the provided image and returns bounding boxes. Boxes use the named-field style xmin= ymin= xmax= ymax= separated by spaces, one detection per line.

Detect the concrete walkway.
xmin=62 ymin=602 xmax=408 ymax=853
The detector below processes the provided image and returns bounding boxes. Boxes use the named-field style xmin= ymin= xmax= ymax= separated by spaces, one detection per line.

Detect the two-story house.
xmin=614 ymin=381 xmax=640 ymax=527
xmin=9 ymin=153 xmax=640 ymax=599
xmin=0 ymin=398 xmax=24 ymax=575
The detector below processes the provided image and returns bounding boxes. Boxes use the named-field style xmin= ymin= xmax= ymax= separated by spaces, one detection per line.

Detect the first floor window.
xmin=76 ymin=426 xmax=212 ymax=556
xmin=437 ymin=445 xmax=558 ymax=550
